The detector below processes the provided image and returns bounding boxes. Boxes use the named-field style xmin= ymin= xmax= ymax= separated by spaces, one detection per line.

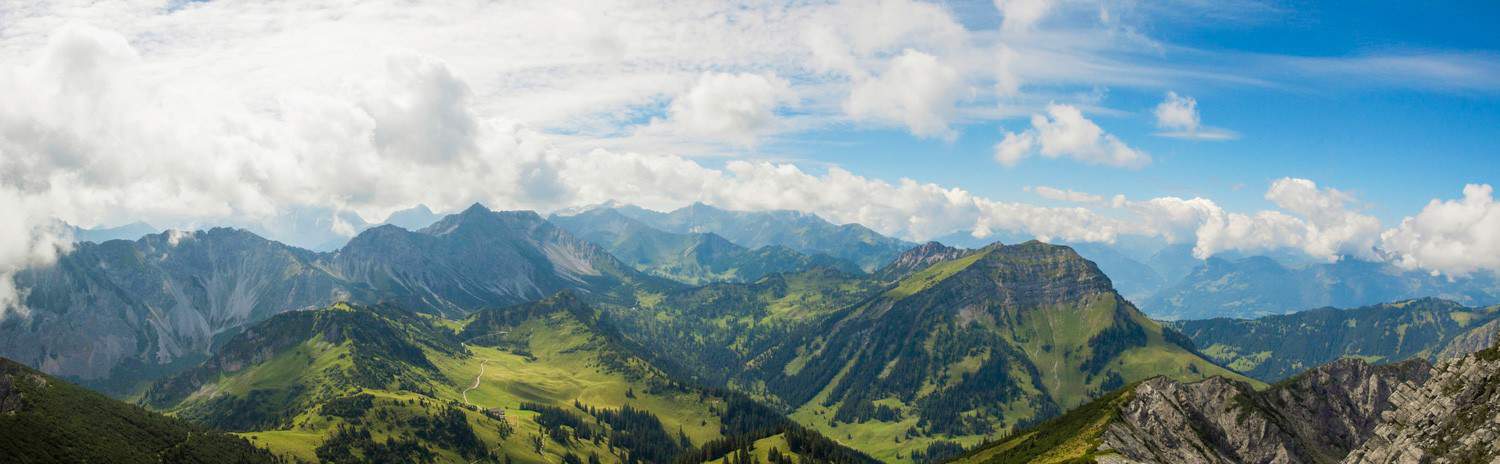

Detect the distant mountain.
xmin=1172 ymin=298 xmax=1500 ymax=381
xmin=0 ymin=357 xmax=274 ymax=464
xmin=246 ymin=205 xmax=372 ymax=251
xmin=67 ymin=221 xmax=158 ymax=243
xmin=550 ymin=207 xmax=859 ymax=284
xmin=5 ymin=228 xmax=359 ymax=391
xmin=1065 ymin=242 xmax=1167 ymax=302
xmin=2 ymin=204 xmax=675 ymax=389
xmin=606 ymin=202 xmax=913 ymax=272
xmin=1144 ymin=243 xmax=1200 ymax=285
xmin=380 ymin=203 xmax=444 ymax=230
xmin=953 ymin=357 xmax=1431 ymax=464
xmin=145 ymin=296 xmax=873 ymax=463
xmin=325 ymin=204 xmax=677 ymax=316
xmin=1142 ymin=256 xmax=1500 ymax=320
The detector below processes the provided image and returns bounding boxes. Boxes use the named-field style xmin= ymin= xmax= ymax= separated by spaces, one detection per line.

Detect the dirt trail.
xmin=461 ymin=359 xmax=491 ymax=406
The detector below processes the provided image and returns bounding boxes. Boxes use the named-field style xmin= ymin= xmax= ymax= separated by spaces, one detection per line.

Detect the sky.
xmin=1 ymin=0 xmax=1498 ymax=314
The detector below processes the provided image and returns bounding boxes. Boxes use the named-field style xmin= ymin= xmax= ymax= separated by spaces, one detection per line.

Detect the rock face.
xmin=1101 ymin=358 xmax=1431 ymax=464
xmin=874 ymin=241 xmax=974 ymax=281
xmin=1343 ymin=344 xmax=1500 ymax=464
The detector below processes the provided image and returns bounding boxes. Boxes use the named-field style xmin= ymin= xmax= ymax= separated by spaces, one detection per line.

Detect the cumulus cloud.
xmin=994 ymin=103 xmax=1151 ymax=168
xmin=995 ymin=0 xmax=1052 ymax=33
xmin=1188 ymin=178 xmax=1382 ymax=261
xmin=658 ymin=72 xmax=793 ymax=145
xmin=1154 ymin=91 xmax=1200 ymax=132
xmin=1381 ymin=184 xmax=1500 ymax=276
xmin=1029 ymin=186 xmax=1104 ymax=203
xmin=1153 ymin=91 xmax=1237 ymax=140
xmin=845 ymin=49 xmax=963 ymax=139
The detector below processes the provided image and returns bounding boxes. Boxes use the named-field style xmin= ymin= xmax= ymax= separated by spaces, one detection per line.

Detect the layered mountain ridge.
xmin=1 ymin=204 xmax=671 ymax=389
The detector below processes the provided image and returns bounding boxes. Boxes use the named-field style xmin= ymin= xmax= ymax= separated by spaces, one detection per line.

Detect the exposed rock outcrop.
xmin=875 ymin=241 xmax=972 ymax=281
xmin=1343 ymin=344 xmax=1500 ymax=464
xmin=1101 ymin=358 xmax=1430 ymax=464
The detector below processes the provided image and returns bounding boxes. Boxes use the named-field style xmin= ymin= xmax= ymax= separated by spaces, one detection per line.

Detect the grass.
xmin=948 ymin=386 xmax=1134 ymax=464
xmin=885 ymin=250 xmax=991 ymax=299
xmin=167 ymin=305 xmax=742 ymax=463
xmin=431 ymin=313 xmax=725 ymax=445
xmin=703 ymin=433 xmax=795 ymax=463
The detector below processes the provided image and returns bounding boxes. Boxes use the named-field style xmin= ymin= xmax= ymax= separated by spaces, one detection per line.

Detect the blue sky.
xmin=763 ymin=1 xmax=1500 ymax=225
xmin=0 ymin=0 xmax=1497 ymax=278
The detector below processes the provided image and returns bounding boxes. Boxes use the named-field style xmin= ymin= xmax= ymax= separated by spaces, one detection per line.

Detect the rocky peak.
xmin=877 ymin=241 xmax=971 ymax=281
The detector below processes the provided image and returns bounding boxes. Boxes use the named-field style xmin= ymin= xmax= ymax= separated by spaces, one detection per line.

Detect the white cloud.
xmin=1154 ymin=91 xmax=1199 ymax=132
xmin=658 ymin=72 xmax=793 ymax=145
xmin=994 ymin=0 xmax=1052 ymax=33
xmin=1153 ymin=91 xmax=1237 ymax=140
xmin=1185 ymin=178 xmax=1382 ymax=261
xmin=994 ymin=103 xmax=1150 ymax=168
xmin=845 ymin=49 xmax=963 ymax=139
xmin=0 ymin=189 xmax=72 ymax=319
xmin=1029 ymin=185 xmax=1104 ymax=203
xmin=1381 ymin=184 xmax=1500 ymax=276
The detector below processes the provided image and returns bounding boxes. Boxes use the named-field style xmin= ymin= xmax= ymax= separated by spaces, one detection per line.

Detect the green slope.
xmin=145 ymin=294 xmax=870 ymax=463
xmin=1173 ymin=298 xmax=1500 ymax=381
xmin=741 ymin=242 xmax=1250 ymax=462
xmin=0 ymin=358 xmax=275 ymax=464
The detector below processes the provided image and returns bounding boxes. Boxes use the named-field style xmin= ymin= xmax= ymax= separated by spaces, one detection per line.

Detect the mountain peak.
xmin=877 ymin=241 xmax=970 ymax=281
xmin=885 ymin=240 xmax=1116 ymax=303
xmin=460 ymin=202 xmax=491 ymax=215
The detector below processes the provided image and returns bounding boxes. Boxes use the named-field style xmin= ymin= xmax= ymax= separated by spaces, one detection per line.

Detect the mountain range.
xmin=7 ymin=201 xmax=1500 ymax=463
xmin=550 ymin=207 xmax=860 ymax=285
xmin=3 ymin=204 xmax=673 ymax=394
xmin=595 ymin=202 xmax=914 ymax=272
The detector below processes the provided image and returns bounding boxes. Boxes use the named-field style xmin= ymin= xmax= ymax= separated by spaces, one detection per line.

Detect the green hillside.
xmin=1173 ymin=298 xmax=1500 ymax=381
xmin=782 ymin=242 xmax=1247 ymax=462
xmin=608 ymin=241 xmax=1249 ymax=462
xmin=143 ymin=294 xmax=871 ymax=463
xmin=0 ymin=358 xmax=275 ymax=464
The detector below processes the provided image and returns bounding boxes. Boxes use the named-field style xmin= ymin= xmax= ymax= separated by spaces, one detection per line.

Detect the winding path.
xmin=461 ymin=359 xmax=492 ymax=406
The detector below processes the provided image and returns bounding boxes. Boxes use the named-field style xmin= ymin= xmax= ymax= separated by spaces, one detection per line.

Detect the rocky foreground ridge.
xmin=1099 ymin=358 xmax=1430 ymax=464
xmin=956 ymin=335 xmax=1500 ymax=464
xmin=1344 ymin=343 xmax=1500 ymax=464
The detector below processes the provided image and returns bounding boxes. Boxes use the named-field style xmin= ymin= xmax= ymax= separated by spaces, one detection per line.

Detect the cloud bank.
xmin=0 ymin=2 xmax=1496 ymax=317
